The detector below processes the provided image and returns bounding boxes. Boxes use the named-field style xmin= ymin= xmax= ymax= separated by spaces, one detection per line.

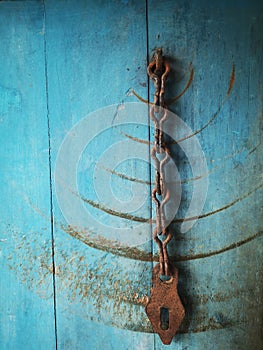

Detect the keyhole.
xmin=160 ymin=307 xmax=169 ymax=330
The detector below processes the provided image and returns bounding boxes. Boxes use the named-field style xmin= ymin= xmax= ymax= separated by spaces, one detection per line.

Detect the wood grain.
xmin=0 ymin=0 xmax=262 ymax=349
xmin=147 ymin=0 xmax=263 ymax=348
xmin=0 ymin=1 xmax=56 ymax=349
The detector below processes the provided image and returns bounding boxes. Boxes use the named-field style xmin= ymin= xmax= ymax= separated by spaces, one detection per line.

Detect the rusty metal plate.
xmin=145 ymin=264 xmax=185 ymax=344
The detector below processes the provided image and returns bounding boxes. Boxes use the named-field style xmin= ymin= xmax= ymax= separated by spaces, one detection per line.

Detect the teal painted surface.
xmin=0 ymin=1 xmax=262 ymax=349
xmin=147 ymin=1 xmax=263 ymax=348
xmin=0 ymin=2 xmax=56 ymax=349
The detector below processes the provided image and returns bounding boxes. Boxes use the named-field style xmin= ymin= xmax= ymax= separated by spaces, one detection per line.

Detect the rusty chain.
xmin=145 ymin=48 xmax=185 ymax=345
xmin=147 ymin=48 xmax=172 ymax=277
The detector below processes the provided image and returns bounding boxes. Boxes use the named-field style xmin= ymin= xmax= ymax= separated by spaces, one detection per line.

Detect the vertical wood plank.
xmin=0 ymin=1 xmax=56 ymax=349
xmin=147 ymin=0 xmax=263 ymax=348
xmin=44 ymin=1 xmax=154 ymax=349
xmin=2 ymin=1 xmax=261 ymax=349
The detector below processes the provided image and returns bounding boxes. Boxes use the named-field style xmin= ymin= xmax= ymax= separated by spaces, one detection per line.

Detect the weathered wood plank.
xmin=1 ymin=0 xmax=262 ymax=349
xmin=147 ymin=0 xmax=263 ymax=348
xmin=0 ymin=1 xmax=56 ymax=349
xmin=44 ymin=0 xmax=153 ymax=348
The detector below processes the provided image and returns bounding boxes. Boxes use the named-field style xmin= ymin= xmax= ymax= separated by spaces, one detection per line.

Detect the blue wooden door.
xmin=0 ymin=1 xmax=262 ymax=349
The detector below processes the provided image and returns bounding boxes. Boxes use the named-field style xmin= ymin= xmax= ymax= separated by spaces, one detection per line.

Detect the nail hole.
xmin=160 ymin=307 xmax=169 ymax=330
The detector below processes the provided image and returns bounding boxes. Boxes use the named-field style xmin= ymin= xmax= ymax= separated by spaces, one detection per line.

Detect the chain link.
xmin=148 ymin=48 xmax=173 ymax=276
xmin=145 ymin=48 xmax=186 ymax=343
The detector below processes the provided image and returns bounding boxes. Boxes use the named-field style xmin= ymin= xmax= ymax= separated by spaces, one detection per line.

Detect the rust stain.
xmin=124 ymin=64 xmax=235 ymax=145
xmin=102 ymin=146 xmax=250 ymax=186
xmin=121 ymin=131 xmax=149 ymax=145
xmin=18 ymin=196 xmax=262 ymax=265
xmin=4 ymin=224 xmax=259 ymax=335
xmin=78 ymin=183 xmax=262 ymax=225
xmin=102 ymin=165 xmax=151 ymax=185
xmin=102 ymin=164 xmax=208 ymax=186
xmin=227 ymin=64 xmax=235 ymax=96
xmin=63 ymin=223 xmax=263 ymax=263
xmin=6 ymin=230 xmax=55 ymax=300
xmin=166 ymin=65 xmax=194 ymax=105
xmin=130 ymin=63 xmax=194 ymax=106
xmin=4 ymin=228 xmax=240 ymax=333
xmin=61 ymin=224 xmax=154 ymax=262
xmin=174 ymin=230 xmax=263 ymax=262
xmin=22 ymin=183 xmax=262 ymax=264
xmin=168 ymin=63 xmax=235 ymax=144
xmin=79 ymin=194 xmax=148 ymax=223
xmin=131 ymin=89 xmax=149 ymax=104
xmin=174 ymin=182 xmax=263 ymax=223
